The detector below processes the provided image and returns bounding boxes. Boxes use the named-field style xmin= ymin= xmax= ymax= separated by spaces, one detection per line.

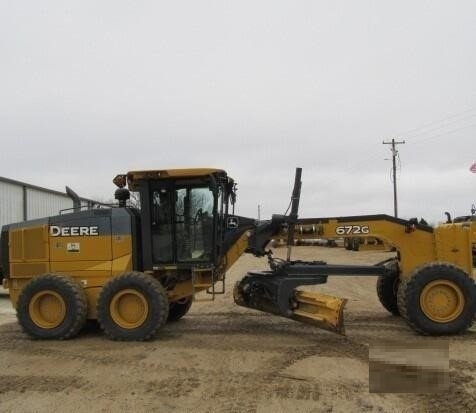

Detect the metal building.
xmin=0 ymin=176 xmax=103 ymax=229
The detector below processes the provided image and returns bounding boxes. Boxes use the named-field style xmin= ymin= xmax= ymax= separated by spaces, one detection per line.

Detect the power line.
xmin=395 ymin=105 xmax=476 ymax=139
xmin=407 ymin=123 xmax=476 ymax=145
xmin=309 ymin=106 xmax=476 ymax=191
xmin=383 ymin=139 xmax=405 ymax=218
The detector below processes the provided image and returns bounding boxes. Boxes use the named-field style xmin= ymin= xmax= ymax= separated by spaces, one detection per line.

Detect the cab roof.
xmin=126 ymin=168 xmax=227 ymax=190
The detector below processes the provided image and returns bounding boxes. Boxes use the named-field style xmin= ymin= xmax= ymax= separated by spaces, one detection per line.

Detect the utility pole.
xmin=257 ymin=204 xmax=261 ymax=221
xmin=383 ymin=138 xmax=405 ymax=217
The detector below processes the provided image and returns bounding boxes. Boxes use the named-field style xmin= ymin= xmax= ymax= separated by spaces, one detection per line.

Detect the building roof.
xmin=0 ymin=176 xmax=103 ymax=205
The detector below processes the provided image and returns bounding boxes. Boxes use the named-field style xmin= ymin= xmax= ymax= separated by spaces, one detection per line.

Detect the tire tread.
xmin=17 ymin=274 xmax=88 ymax=340
xmin=97 ymin=271 xmax=169 ymax=341
xmin=397 ymin=262 xmax=475 ymax=335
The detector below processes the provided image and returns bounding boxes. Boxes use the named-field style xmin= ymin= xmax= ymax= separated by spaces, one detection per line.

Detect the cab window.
xmin=175 ymin=187 xmax=214 ymax=261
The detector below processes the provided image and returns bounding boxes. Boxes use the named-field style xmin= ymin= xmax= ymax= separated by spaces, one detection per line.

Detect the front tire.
xmin=376 ymin=273 xmax=400 ymax=316
xmin=97 ymin=272 xmax=169 ymax=341
xmin=397 ymin=262 xmax=476 ymax=335
xmin=17 ymin=274 xmax=88 ymax=340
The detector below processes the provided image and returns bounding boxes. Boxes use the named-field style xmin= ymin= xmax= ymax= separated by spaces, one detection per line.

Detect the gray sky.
xmin=1 ymin=1 xmax=475 ymax=223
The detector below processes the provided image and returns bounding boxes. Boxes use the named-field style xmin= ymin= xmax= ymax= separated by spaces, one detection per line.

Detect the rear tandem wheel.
xmin=97 ymin=272 xmax=169 ymax=341
xmin=397 ymin=262 xmax=476 ymax=335
xmin=16 ymin=274 xmax=88 ymax=340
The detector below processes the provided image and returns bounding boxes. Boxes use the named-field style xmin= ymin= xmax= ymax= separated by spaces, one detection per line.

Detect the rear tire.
xmin=376 ymin=273 xmax=400 ymax=316
xmin=397 ymin=262 xmax=476 ymax=335
xmin=97 ymin=272 xmax=169 ymax=341
xmin=167 ymin=296 xmax=193 ymax=322
xmin=17 ymin=274 xmax=88 ymax=340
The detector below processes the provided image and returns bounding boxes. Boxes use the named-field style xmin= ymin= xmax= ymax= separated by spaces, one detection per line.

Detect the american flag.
xmin=470 ymin=162 xmax=476 ymax=173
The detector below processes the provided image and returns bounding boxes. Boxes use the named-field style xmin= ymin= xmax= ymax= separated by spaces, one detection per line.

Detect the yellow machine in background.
xmin=0 ymin=168 xmax=475 ymax=340
xmin=343 ymin=236 xmax=389 ymax=251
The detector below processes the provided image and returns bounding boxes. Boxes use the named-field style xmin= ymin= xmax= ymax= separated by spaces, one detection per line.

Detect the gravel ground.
xmin=0 ymin=246 xmax=475 ymax=413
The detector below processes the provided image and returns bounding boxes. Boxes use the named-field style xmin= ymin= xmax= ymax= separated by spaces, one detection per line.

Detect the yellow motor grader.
xmin=0 ymin=168 xmax=475 ymax=340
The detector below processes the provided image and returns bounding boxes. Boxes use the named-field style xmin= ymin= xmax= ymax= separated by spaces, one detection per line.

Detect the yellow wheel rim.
xmin=420 ymin=280 xmax=465 ymax=323
xmin=110 ymin=289 xmax=149 ymax=329
xmin=29 ymin=290 xmax=66 ymax=329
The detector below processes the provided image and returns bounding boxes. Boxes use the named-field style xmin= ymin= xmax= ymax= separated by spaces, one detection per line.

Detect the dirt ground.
xmin=0 ymin=246 xmax=475 ymax=413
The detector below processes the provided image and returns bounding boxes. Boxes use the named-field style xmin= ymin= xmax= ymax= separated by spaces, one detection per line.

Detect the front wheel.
xmin=97 ymin=272 xmax=169 ymax=341
xmin=397 ymin=263 xmax=476 ymax=335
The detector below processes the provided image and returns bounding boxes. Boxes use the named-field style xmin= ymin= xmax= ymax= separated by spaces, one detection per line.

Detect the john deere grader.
xmin=0 ymin=168 xmax=475 ymax=340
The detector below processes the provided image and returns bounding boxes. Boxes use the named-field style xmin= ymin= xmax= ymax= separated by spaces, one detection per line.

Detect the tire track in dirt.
xmin=0 ymin=311 xmax=403 ymax=413
xmin=259 ymin=339 xmax=371 ymax=411
xmin=1 ymin=314 xmax=474 ymax=412
xmin=0 ymin=343 xmax=146 ymax=365
xmin=143 ymin=377 xmax=201 ymax=398
xmin=134 ymin=336 xmax=369 ymax=412
xmin=0 ymin=375 xmax=87 ymax=394
xmin=193 ymin=336 xmax=371 ymax=412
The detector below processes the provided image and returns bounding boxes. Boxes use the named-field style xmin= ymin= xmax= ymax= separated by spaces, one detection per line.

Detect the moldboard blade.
xmin=292 ymin=290 xmax=347 ymax=335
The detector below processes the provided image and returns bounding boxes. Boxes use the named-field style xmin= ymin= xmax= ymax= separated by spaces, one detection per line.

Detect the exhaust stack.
xmin=66 ymin=186 xmax=81 ymax=212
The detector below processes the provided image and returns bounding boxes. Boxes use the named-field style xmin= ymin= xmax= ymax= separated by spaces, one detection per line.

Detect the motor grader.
xmin=0 ymin=168 xmax=475 ymax=340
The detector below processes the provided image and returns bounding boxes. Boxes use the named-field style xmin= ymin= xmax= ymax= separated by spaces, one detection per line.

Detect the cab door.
xmin=174 ymin=186 xmax=215 ymax=262
xmin=149 ymin=184 xmax=216 ymax=265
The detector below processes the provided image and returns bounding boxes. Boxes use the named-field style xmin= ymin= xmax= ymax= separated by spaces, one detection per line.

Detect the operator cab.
xmin=118 ymin=169 xmax=236 ymax=271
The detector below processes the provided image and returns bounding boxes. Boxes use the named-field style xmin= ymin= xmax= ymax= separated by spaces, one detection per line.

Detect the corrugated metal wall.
xmin=26 ymin=188 xmax=73 ymax=220
xmin=0 ymin=178 xmax=74 ymax=228
xmin=0 ymin=180 xmax=24 ymax=227
xmin=1 ymin=177 xmax=105 ymax=229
